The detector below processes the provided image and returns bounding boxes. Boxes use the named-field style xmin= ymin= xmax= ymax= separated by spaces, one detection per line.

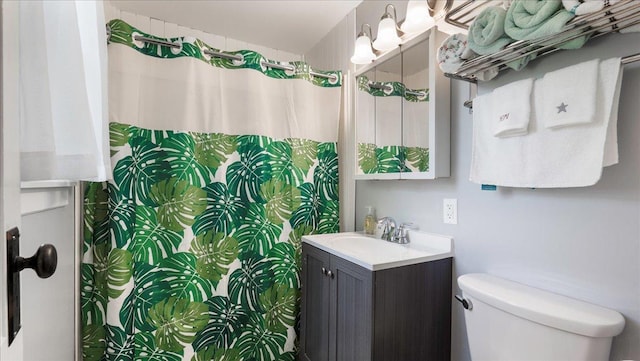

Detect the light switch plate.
xmin=443 ymin=199 xmax=457 ymax=224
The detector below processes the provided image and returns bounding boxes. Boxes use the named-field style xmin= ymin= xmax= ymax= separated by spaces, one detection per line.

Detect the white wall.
xmin=355 ymin=34 xmax=640 ymax=360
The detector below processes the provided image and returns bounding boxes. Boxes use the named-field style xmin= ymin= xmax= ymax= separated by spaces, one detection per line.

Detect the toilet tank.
xmin=458 ymin=273 xmax=625 ymax=361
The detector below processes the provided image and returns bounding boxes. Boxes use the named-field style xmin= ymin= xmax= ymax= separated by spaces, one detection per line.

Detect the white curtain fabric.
xmin=109 ymin=44 xmax=341 ymax=142
xmin=19 ymin=0 xmax=111 ymax=181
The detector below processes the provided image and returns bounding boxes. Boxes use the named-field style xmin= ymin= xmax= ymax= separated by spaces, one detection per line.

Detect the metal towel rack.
xmin=444 ymin=0 xmax=640 ymax=83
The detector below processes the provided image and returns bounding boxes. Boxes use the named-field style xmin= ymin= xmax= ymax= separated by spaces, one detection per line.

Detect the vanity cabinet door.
xmin=300 ymin=244 xmax=332 ymax=361
xmin=329 ymin=256 xmax=373 ymax=361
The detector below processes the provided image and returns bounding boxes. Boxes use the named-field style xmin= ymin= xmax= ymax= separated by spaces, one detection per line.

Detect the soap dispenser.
xmin=364 ymin=206 xmax=376 ymax=235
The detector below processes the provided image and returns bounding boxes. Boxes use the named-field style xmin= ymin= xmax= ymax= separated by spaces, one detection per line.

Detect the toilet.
xmin=457 ymin=273 xmax=625 ymax=361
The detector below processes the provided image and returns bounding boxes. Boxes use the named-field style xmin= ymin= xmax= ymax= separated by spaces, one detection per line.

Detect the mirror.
xmin=356 ymin=53 xmax=404 ymax=177
xmin=354 ymin=28 xmax=450 ymax=180
xmin=402 ymin=39 xmax=430 ymax=174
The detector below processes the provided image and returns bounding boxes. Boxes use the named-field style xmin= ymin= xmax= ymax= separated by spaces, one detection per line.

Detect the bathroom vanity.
xmin=299 ymin=232 xmax=453 ymax=361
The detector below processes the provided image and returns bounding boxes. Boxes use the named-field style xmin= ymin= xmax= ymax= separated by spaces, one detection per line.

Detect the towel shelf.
xmin=443 ymin=0 xmax=640 ymax=83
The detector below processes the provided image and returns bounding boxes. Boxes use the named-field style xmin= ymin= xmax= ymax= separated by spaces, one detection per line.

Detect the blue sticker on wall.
xmin=481 ymin=184 xmax=497 ymax=191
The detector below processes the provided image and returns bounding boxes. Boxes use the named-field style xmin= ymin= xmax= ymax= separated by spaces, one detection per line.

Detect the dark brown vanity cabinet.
xmin=299 ymin=243 xmax=452 ymax=361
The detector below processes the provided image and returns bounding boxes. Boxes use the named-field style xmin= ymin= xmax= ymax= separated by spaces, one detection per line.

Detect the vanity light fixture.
xmin=350 ymin=24 xmax=376 ymax=64
xmin=372 ymin=4 xmax=403 ymax=51
xmin=401 ymin=0 xmax=436 ymax=34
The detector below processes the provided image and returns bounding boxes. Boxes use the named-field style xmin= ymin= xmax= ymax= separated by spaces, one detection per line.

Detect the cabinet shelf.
xmin=443 ymin=0 xmax=640 ymax=83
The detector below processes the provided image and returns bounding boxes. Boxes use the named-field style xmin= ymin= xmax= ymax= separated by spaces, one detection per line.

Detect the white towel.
xmin=437 ymin=34 xmax=471 ymax=74
xmin=542 ymin=59 xmax=600 ymax=129
xmin=603 ymin=67 xmax=623 ymax=167
xmin=470 ymin=57 xmax=622 ymax=188
xmin=491 ymin=78 xmax=534 ymax=137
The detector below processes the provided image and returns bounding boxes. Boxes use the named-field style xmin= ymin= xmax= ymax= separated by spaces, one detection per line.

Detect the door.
xmin=300 ymin=244 xmax=332 ymax=361
xmin=329 ymin=257 xmax=373 ymax=361
xmin=1 ymin=2 xmax=76 ymax=360
xmin=1 ymin=0 xmax=24 ymax=358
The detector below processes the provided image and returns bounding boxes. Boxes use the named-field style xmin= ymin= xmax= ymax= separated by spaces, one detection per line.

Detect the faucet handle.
xmin=395 ymin=223 xmax=418 ymax=244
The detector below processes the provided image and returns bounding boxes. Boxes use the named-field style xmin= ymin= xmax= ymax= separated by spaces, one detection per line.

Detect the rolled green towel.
xmin=468 ymin=6 xmax=513 ymax=55
xmin=505 ymin=0 xmax=589 ymax=50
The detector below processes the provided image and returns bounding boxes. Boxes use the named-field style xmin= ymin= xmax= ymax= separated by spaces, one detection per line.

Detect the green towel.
xmin=505 ymin=0 xmax=588 ymax=50
xmin=468 ymin=6 xmax=513 ymax=55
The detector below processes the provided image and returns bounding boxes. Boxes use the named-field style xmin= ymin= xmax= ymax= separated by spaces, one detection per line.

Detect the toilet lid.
xmin=458 ymin=273 xmax=625 ymax=338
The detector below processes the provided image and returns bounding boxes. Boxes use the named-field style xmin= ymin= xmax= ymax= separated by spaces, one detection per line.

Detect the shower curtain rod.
xmin=131 ymin=35 xmax=339 ymax=82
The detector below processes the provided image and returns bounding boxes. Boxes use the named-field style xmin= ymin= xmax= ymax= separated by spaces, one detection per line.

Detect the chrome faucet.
xmin=377 ymin=217 xmax=396 ymax=241
xmin=377 ymin=217 xmax=416 ymax=244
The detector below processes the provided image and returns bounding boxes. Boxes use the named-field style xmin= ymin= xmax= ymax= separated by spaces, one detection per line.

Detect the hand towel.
xmin=437 ymin=33 xmax=474 ymax=73
xmin=562 ymin=0 xmax=604 ymax=15
xmin=468 ymin=6 xmax=514 ymax=55
xmin=542 ymin=59 xmax=599 ymax=129
xmin=505 ymin=0 xmax=589 ymax=50
xmin=491 ymin=78 xmax=534 ymax=137
xmin=470 ymin=57 xmax=622 ymax=188
xmin=563 ymin=0 xmax=640 ymax=33
xmin=603 ymin=66 xmax=623 ymax=167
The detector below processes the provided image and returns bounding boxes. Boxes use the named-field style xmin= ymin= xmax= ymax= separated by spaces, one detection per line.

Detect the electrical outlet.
xmin=443 ymin=199 xmax=457 ymax=224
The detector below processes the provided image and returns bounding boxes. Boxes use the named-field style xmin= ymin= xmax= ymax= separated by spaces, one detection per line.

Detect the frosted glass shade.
xmin=372 ymin=17 xmax=401 ymax=51
xmin=401 ymin=0 xmax=435 ymax=34
xmin=350 ymin=34 xmax=376 ymax=64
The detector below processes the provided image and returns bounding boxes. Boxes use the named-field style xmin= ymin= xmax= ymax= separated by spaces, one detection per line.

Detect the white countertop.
xmin=302 ymin=231 xmax=453 ymax=271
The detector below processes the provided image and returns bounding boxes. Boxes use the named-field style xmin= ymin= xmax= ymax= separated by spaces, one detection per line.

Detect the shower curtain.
xmin=82 ymin=20 xmax=341 ymax=361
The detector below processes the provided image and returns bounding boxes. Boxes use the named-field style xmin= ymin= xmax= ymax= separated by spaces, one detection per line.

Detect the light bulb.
xmin=401 ymin=0 xmax=435 ymax=34
xmin=350 ymin=34 xmax=376 ymax=64
xmin=373 ymin=17 xmax=401 ymax=51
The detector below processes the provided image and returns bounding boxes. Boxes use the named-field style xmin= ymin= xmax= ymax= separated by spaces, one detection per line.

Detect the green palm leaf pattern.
xmin=290 ymin=182 xmax=321 ymax=229
xmin=191 ymin=345 xmax=241 ymax=361
xmin=317 ymin=201 xmax=340 ymax=234
xmin=109 ymin=123 xmax=131 ymax=150
xmin=108 ymin=183 xmax=135 ymax=249
xmin=84 ymin=182 xmax=109 ymax=253
xmin=190 ymin=231 xmax=239 ymax=282
xmin=132 ymin=128 xmax=175 ymax=145
xmin=191 ymin=132 xmax=237 ymax=168
xmin=157 ymin=253 xmax=217 ymax=302
xmin=228 ymin=252 xmax=273 ymax=312
xmin=287 ymin=138 xmax=318 ymax=172
xmin=233 ymin=203 xmax=283 ymax=256
xmin=357 ymin=143 xmax=407 ymax=174
xmin=81 ymin=264 xmax=107 ymax=326
xmin=148 ymin=297 xmax=208 ymax=352
xmin=105 ymin=325 xmax=134 ymax=361
xmin=192 ymin=182 xmax=246 ymax=236
xmin=83 ymin=122 xmax=339 ymax=358
xmin=161 ymin=133 xmax=216 ymax=187
xmin=315 ymin=146 xmax=339 ymax=202
xmin=107 ymin=19 xmax=134 ymax=47
xmin=358 ymin=143 xmax=378 ymax=174
xmin=82 ymin=323 xmax=106 ymax=361
xmin=259 ymin=283 xmax=298 ymax=332
xmin=149 ymin=178 xmax=207 ymax=232
xmin=192 ymin=296 xmax=249 ymax=351
xmin=267 ymin=141 xmax=306 ymax=187
xmin=236 ymin=134 xmax=273 ymax=149
xmin=226 ymin=143 xmax=272 ymax=203
xmin=268 ymin=242 xmax=299 ymax=289
xmin=133 ymin=206 xmax=183 ymax=265
xmin=120 ymin=262 xmax=168 ymax=332
xmin=134 ymin=332 xmax=183 ymax=361
xmin=107 ymin=248 xmax=133 ymax=299
xmin=113 ymin=136 xmax=170 ymax=204
xmin=260 ymin=179 xmax=301 ymax=225
xmin=233 ymin=313 xmax=287 ymax=360
xmin=406 ymin=146 xmax=429 ymax=172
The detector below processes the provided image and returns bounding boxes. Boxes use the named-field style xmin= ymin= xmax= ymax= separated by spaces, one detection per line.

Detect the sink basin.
xmin=302 ymin=231 xmax=453 ymax=271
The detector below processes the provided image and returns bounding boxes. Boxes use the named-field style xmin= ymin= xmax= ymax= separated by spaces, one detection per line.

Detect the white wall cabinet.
xmin=354 ymin=28 xmax=450 ymax=180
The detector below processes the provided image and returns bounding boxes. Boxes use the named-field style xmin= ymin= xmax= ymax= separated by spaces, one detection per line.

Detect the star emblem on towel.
xmin=557 ymin=102 xmax=568 ymax=113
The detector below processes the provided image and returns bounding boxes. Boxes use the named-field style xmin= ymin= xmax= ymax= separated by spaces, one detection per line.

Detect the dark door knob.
xmin=14 ymin=244 xmax=57 ymax=279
